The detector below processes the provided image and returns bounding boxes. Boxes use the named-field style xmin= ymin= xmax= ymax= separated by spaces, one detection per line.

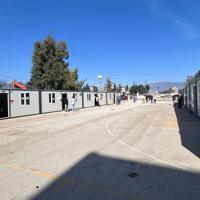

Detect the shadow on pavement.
xmin=174 ymin=103 xmax=200 ymax=158
xmin=30 ymin=153 xmax=200 ymax=200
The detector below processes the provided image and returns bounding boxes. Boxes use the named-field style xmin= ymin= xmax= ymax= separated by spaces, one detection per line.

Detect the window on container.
xmin=26 ymin=93 xmax=30 ymax=105
xmin=52 ymin=93 xmax=55 ymax=103
xmin=21 ymin=93 xmax=30 ymax=105
xmin=49 ymin=93 xmax=52 ymax=103
xmin=87 ymin=94 xmax=91 ymax=101
xmin=21 ymin=93 xmax=25 ymax=105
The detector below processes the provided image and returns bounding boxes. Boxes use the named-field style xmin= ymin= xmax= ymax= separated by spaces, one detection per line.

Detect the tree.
xmin=82 ymin=84 xmax=90 ymax=92
xmin=145 ymin=84 xmax=150 ymax=93
xmin=130 ymin=84 xmax=138 ymax=94
xmin=30 ymin=35 xmax=69 ymax=89
xmin=117 ymin=83 xmax=122 ymax=93
xmin=93 ymin=86 xmax=98 ymax=92
xmin=186 ymin=76 xmax=195 ymax=86
xmin=112 ymin=83 xmax=117 ymax=92
xmin=64 ymin=67 xmax=79 ymax=90
xmin=106 ymin=76 xmax=112 ymax=92
xmin=129 ymin=84 xmax=150 ymax=95
xmin=125 ymin=85 xmax=129 ymax=92
xmin=195 ymin=70 xmax=200 ymax=80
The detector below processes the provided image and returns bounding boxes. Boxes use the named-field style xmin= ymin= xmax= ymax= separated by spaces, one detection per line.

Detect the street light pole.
xmin=98 ymin=74 xmax=102 ymax=91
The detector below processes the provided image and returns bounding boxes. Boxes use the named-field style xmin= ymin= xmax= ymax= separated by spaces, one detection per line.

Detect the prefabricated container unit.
xmin=10 ymin=90 xmax=40 ymax=117
xmin=41 ymin=91 xmax=62 ymax=113
xmin=189 ymin=84 xmax=195 ymax=113
xmin=64 ymin=91 xmax=83 ymax=110
xmin=107 ymin=93 xmax=116 ymax=105
xmin=197 ymin=80 xmax=200 ymax=117
xmin=0 ymin=89 xmax=119 ymax=119
xmin=98 ymin=93 xmax=106 ymax=106
xmin=186 ymin=86 xmax=190 ymax=109
xmin=183 ymin=88 xmax=187 ymax=108
xmin=83 ymin=92 xmax=96 ymax=108
xmin=0 ymin=90 xmax=10 ymax=119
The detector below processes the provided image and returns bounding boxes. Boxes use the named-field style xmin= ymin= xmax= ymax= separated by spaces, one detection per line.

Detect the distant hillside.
xmin=149 ymin=82 xmax=185 ymax=92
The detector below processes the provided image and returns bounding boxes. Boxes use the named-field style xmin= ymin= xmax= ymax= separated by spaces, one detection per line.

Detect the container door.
xmin=0 ymin=93 xmax=8 ymax=118
xmin=62 ymin=94 xmax=67 ymax=110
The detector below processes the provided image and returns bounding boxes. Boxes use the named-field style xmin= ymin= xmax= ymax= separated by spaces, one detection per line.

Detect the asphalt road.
xmin=0 ymin=101 xmax=200 ymax=200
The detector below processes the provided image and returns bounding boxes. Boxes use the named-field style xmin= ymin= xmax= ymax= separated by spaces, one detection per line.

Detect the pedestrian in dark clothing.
xmin=94 ymin=94 xmax=100 ymax=106
xmin=178 ymin=95 xmax=183 ymax=108
xmin=65 ymin=94 xmax=68 ymax=112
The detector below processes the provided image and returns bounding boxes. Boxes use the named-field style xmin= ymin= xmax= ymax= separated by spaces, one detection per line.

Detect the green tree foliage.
xmin=112 ymin=83 xmax=117 ymax=92
xmin=195 ymin=70 xmax=200 ymax=80
xmin=125 ymin=85 xmax=129 ymax=92
xmin=30 ymin=35 xmax=69 ymax=89
xmin=186 ymin=76 xmax=195 ymax=85
xmin=145 ymin=84 xmax=150 ymax=92
xmin=186 ymin=70 xmax=200 ymax=86
xmin=117 ymin=83 xmax=122 ymax=93
xmin=0 ymin=81 xmax=4 ymax=88
xmin=129 ymin=84 xmax=138 ymax=94
xmin=93 ymin=86 xmax=98 ymax=92
xmin=82 ymin=84 xmax=90 ymax=92
xmin=106 ymin=76 xmax=112 ymax=92
xmin=64 ymin=67 xmax=79 ymax=90
xmin=130 ymin=84 xmax=150 ymax=94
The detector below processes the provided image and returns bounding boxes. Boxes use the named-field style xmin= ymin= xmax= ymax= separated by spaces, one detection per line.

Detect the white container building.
xmin=10 ymin=90 xmax=40 ymax=117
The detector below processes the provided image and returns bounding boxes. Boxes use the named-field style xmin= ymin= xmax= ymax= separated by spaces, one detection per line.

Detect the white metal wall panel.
xmin=10 ymin=90 xmax=39 ymax=117
xmin=41 ymin=91 xmax=62 ymax=113
xmin=186 ymin=86 xmax=190 ymax=109
xmin=65 ymin=91 xmax=83 ymax=110
xmin=107 ymin=93 xmax=115 ymax=105
xmin=190 ymin=84 xmax=195 ymax=112
xmin=83 ymin=92 xmax=96 ymax=107
xmin=98 ymin=93 xmax=106 ymax=105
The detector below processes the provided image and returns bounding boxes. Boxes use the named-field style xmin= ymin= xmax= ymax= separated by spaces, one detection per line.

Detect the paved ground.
xmin=0 ymin=101 xmax=200 ymax=200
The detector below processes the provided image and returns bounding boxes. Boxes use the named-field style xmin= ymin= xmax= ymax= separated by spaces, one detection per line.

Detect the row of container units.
xmin=0 ymin=89 xmax=119 ymax=119
xmin=183 ymin=80 xmax=200 ymax=117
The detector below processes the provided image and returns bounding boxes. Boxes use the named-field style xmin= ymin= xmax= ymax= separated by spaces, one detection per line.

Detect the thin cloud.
xmin=144 ymin=0 xmax=200 ymax=40
xmin=174 ymin=19 xmax=200 ymax=40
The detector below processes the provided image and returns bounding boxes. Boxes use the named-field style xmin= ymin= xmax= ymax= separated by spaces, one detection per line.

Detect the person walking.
xmin=178 ymin=94 xmax=183 ymax=108
xmin=65 ymin=94 xmax=68 ymax=112
xmin=95 ymin=94 xmax=100 ymax=106
xmin=71 ymin=94 xmax=76 ymax=112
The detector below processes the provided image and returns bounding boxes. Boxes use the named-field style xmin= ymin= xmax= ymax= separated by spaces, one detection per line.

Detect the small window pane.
xmin=26 ymin=93 xmax=29 ymax=97
xmin=26 ymin=99 xmax=30 ymax=105
xmin=52 ymin=93 xmax=55 ymax=103
xmin=21 ymin=93 xmax=24 ymax=98
xmin=21 ymin=99 xmax=24 ymax=105
xmin=49 ymin=93 xmax=51 ymax=103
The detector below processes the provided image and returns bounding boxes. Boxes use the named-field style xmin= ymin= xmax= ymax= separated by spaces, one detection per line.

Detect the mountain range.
xmin=149 ymin=82 xmax=185 ymax=92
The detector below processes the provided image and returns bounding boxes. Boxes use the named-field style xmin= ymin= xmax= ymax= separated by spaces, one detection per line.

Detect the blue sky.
xmin=0 ymin=0 xmax=200 ymax=86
